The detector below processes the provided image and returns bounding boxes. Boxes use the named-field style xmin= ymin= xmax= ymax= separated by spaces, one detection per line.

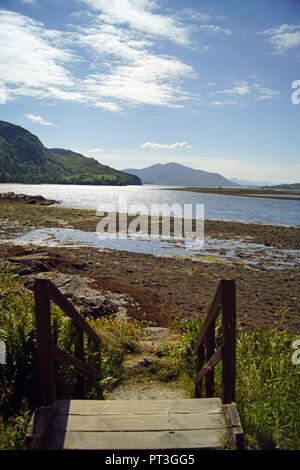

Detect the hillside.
xmin=0 ymin=121 xmax=141 ymax=186
xmin=123 ymin=162 xmax=239 ymax=187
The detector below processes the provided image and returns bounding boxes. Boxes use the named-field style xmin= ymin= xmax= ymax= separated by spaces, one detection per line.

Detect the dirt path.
xmin=104 ymin=327 xmax=189 ymax=401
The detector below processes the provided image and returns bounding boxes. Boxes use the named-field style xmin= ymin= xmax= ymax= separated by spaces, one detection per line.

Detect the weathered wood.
xmin=74 ymin=327 xmax=86 ymax=399
xmin=34 ymin=278 xmax=102 ymax=406
xmin=34 ymin=279 xmax=56 ymax=406
xmin=48 ymin=281 xmax=102 ymax=347
xmin=25 ymin=405 xmax=57 ymax=450
xmin=52 ymin=346 xmax=102 ymax=378
xmin=56 ymin=398 xmax=223 ymax=415
xmin=222 ymin=404 xmax=245 ymax=450
xmin=46 ymin=429 xmax=227 ymax=450
xmin=195 ymin=283 xmax=221 ymax=353
xmin=195 ymin=343 xmax=204 ymax=398
xmin=27 ymin=398 xmax=232 ymax=450
xmin=221 ymin=280 xmax=236 ymax=404
xmin=52 ymin=411 xmax=225 ymax=432
xmin=205 ymin=320 xmax=215 ymax=397
xmin=194 ymin=348 xmax=222 ymax=386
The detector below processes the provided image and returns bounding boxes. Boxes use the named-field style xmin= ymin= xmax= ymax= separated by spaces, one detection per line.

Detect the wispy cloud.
xmin=0 ymin=7 xmax=195 ymax=112
xmin=141 ymin=141 xmax=193 ymax=149
xmin=198 ymin=24 xmax=231 ymax=35
xmin=25 ymin=113 xmax=55 ymax=126
xmin=80 ymin=0 xmax=191 ymax=45
xmin=210 ymin=80 xmax=279 ymax=105
xmin=18 ymin=0 xmax=38 ymax=5
xmin=259 ymin=24 xmax=300 ymax=54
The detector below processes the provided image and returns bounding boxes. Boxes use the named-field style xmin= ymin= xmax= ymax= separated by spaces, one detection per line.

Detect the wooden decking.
xmin=26 ymin=398 xmax=244 ymax=450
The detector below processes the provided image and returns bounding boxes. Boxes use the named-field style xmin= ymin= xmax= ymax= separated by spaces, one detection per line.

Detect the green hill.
xmin=0 ymin=121 xmax=141 ymax=186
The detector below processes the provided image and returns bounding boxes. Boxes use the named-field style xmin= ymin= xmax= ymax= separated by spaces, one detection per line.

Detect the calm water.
xmin=0 ymin=183 xmax=299 ymax=226
xmin=15 ymin=227 xmax=300 ymax=269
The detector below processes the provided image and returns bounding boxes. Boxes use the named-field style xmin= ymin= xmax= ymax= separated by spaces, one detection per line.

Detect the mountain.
xmin=123 ymin=162 xmax=239 ymax=187
xmin=231 ymin=178 xmax=274 ymax=187
xmin=0 ymin=121 xmax=141 ymax=186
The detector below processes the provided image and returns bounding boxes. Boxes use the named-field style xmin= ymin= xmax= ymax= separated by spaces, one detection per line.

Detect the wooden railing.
xmin=194 ymin=279 xmax=236 ymax=404
xmin=34 ymin=278 xmax=102 ymax=406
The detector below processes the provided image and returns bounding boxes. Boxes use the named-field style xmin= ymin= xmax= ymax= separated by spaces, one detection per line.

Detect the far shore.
xmin=163 ymin=186 xmax=300 ymax=200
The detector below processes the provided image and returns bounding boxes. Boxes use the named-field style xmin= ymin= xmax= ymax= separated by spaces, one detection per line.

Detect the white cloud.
xmin=210 ymin=80 xmax=279 ymax=105
xmin=18 ymin=0 xmax=38 ymax=5
xmin=259 ymin=24 xmax=300 ymax=54
xmin=0 ymin=8 xmax=195 ymax=111
xmin=0 ymin=10 xmax=75 ymax=94
xmin=198 ymin=24 xmax=231 ymax=35
xmin=25 ymin=113 xmax=55 ymax=126
xmin=141 ymin=141 xmax=193 ymax=149
xmin=80 ymin=0 xmax=191 ymax=45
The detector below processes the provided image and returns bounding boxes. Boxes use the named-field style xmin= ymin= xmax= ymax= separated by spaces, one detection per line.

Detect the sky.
xmin=0 ymin=0 xmax=300 ymax=184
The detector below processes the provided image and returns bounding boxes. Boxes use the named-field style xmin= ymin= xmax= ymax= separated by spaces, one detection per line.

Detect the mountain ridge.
xmin=0 ymin=121 xmax=141 ymax=186
xmin=123 ymin=162 xmax=239 ymax=187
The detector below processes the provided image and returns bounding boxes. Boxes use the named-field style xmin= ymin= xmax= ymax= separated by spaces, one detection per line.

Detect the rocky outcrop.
xmin=0 ymin=192 xmax=59 ymax=205
xmin=24 ymin=271 xmax=127 ymax=319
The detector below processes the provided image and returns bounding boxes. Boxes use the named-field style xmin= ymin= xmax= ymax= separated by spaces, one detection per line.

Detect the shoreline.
xmin=164 ymin=186 xmax=300 ymax=201
xmin=0 ymin=195 xmax=299 ymax=334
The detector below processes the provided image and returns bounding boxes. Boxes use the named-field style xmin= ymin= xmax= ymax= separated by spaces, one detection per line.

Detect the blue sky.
xmin=0 ymin=0 xmax=300 ymax=183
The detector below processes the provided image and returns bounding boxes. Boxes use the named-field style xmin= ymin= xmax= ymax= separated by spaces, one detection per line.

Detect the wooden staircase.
xmin=26 ymin=279 xmax=245 ymax=450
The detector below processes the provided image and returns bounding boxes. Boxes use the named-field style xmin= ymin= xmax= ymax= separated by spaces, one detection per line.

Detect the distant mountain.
xmin=0 ymin=121 xmax=141 ymax=186
xmin=123 ymin=162 xmax=239 ymax=187
xmin=231 ymin=178 xmax=274 ymax=187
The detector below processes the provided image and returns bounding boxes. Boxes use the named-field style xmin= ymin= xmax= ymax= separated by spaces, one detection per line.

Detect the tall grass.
xmin=170 ymin=316 xmax=300 ymax=450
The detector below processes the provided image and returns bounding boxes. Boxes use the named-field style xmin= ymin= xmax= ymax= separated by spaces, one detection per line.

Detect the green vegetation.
xmin=0 ymin=264 xmax=142 ymax=449
xmin=0 ymin=121 xmax=141 ymax=185
xmin=0 ymin=264 xmax=299 ymax=450
xmin=168 ymin=316 xmax=300 ymax=450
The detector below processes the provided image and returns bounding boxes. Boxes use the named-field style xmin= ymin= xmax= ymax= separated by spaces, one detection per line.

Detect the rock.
xmin=125 ymin=357 xmax=153 ymax=370
xmin=24 ymin=271 xmax=121 ymax=319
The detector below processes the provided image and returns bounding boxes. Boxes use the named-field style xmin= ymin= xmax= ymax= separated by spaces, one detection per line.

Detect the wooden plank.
xmin=52 ymin=411 xmax=225 ymax=432
xmin=52 ymin=346 xmax=101 ymax=378
xmin=48 ymin=281 xmax=102 ymax=348
xmin=55 ymin=398 xmax=223 ymax=416
xmin=221 ymin=280 xmax=236 ymax=404
xmin=195 ymin=282 xmax=221 ymax=353
xmin=222 ymin=404 xmax=245 ymax=450
xmin=194 ymin=348 xmax=222 ymax=386
xmin=26 ymin=405 xmax=57 ymax=450
xmin=45 ymin=429 xmax=227 ymax=450
xmin=34 ymin=279 xmax=56 ymax=406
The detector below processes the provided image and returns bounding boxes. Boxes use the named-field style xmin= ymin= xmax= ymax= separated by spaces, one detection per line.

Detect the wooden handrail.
xmin=194 ymin=279 xmax=236 ymax=404
xmin=34 ymin=278 xmax=102 ymax=406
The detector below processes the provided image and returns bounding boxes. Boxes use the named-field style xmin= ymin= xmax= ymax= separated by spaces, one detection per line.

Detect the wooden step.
xmin=26 ymin=398 xmax=244 ymax=450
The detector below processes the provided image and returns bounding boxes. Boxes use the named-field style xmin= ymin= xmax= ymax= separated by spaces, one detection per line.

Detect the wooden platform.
xmin=26 ymin=398 xmax=245 ymax=450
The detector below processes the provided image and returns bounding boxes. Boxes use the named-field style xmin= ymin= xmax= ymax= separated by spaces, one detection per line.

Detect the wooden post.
xmin=205 ymin=320 xmax=215 ymax=397
xmin=221 ymin=280 xmax=236 ymax=404
xmin=195 ymin=344 xmax=204 ymax=398
xmin=34 ymin=279 xmax=56 ymax=406
xmin=74 ymin=328 xmax=86 ymax=399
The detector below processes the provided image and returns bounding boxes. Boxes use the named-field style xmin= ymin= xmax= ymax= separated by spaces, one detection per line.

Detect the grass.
xmin=0 ymin=263 xmax=299 ymax=450
xmin=169 ymin=315 xmax=300 ymax=450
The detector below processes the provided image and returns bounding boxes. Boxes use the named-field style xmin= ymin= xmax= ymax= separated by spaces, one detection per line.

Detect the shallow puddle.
xmin=13 ymin=227 xmax=300 ymax=269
